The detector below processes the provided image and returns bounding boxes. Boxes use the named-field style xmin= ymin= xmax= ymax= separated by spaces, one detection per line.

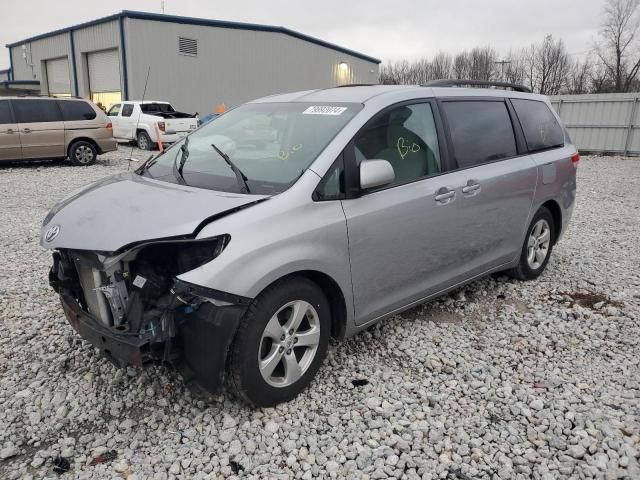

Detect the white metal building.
xmin=3 ymin=11 xmax=380 ymax=113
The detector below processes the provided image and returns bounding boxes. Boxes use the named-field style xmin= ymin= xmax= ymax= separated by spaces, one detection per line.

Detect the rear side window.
xmin=12 ymin=99 xmax=62 ymax=123
xmin=442 ymin=100 xmax=517 ymax=168
xmin=58 ymin=101 xmax=97 ymax=121
xmin=121 ymin=104 xmax=134 ymax=117
xmin=0 ymin=100 xmax=13 ymax=124
xmin=512 ymin=99 xmax=564 ymax=152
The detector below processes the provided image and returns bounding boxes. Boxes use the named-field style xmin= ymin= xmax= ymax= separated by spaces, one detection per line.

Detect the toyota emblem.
xmin=45 ymin=224 xmax=61 ymax=243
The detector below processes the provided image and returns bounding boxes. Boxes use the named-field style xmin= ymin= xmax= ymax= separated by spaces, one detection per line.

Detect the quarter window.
xmin=353 ymin=103 xmax=441 ymax=186
xmin=58 ymin=100 xmax=97 ymax=121
xmin=442 ymin=100 xmax=517 ymax=168
xmin=315 ymin=157 xmax=345 ymax=200
xmin=12 ymin=99 xmax=62 ymax=123
xmin=512 ymin=99 xmax=564 ymax=152
xmin=0 ymin=100 xmax=13 ymax=124
xmin=121 ymin=104 xmax=134 ymax=117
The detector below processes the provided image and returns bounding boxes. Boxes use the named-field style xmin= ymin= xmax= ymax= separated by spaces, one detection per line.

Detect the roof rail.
xmin=335 ymin=83 xmax=378 ymax=88
xmin=14 ymin=93 xmax=84 ymax=99
xmin=424 ymin=79 xmax=532 ymax=93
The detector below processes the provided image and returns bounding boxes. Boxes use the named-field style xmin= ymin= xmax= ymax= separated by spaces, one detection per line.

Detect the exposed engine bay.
xmin=48 ymin=235 xmax=250 ymax=393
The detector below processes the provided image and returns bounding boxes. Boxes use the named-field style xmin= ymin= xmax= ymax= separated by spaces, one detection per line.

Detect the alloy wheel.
xmin=527 ymin=218 xmax=551 ymax=270
xmin=258 ymin=300 xmax=321 ymax=388
xmin=138 ymin=134 xmax=148 ymax=150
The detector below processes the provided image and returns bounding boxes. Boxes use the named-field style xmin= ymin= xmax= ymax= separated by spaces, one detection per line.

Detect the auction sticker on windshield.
xmin=302 ymin=106 xmax=348 ymax=115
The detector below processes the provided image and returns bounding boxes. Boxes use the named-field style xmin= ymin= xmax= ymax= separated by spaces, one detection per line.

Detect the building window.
xmin=178 ymin=37 xmax=198 ymax=57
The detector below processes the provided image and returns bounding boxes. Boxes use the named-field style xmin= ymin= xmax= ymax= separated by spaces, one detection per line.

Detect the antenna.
xmin=128 ymin=66 xmax=151 ymax=170
xmin=161 ymin=0 xmax=165 ymax=13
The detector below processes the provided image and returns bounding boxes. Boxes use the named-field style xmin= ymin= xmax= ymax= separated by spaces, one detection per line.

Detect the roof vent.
xmin=178 ymin=37 xmax=198 ymax=57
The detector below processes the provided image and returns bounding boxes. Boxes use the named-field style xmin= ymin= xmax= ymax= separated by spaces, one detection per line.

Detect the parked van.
xmin=42 ymin=82 xmax=577 ymax=406
xmin=0 ymin=97 xmax=116 ymax=165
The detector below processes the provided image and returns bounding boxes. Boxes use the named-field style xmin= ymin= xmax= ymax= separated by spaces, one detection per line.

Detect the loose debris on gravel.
xmin=0 ymin=151 xmax=639 ymax=479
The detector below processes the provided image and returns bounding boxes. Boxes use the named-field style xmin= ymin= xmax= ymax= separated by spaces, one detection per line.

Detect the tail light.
xmin=106 ymin=122 xmax=112 ymax=130
xmin=157 ymin=121 xmax=166 ymax=132
xmin=571 ymin=151 xmax=580 ymax=167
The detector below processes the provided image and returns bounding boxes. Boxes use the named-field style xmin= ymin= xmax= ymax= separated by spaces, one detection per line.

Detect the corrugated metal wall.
xmin=550 ymin=93 xmax=640 ymax=155
xmin=8 ymin=20 xmax=121 ymax=98
xmin=124 ymin=18 xmax=379 ymax=113
xmin=72 ymin=20 xmax=121 ymax=97
xmin=10 ymin=32 xmax=70 ymax=93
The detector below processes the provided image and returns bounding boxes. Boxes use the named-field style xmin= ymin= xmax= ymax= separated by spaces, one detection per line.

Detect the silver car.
xmin=42 ymin=82 xmax=577 ymax=406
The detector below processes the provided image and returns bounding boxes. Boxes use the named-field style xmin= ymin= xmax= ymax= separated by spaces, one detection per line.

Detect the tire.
xmin=508 ymin=206 xmax=555 ymax=280
xmin=136 ymin=130 xmax=154 ymax=151
xmin=227 ymin=277 xmax=331 ymax=407
xmin=68 ymin=140 xmax=97 ymax=166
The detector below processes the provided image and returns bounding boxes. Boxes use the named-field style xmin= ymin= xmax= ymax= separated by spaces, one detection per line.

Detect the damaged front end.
xmin=49 ymin=235 xmax=250 ymax=394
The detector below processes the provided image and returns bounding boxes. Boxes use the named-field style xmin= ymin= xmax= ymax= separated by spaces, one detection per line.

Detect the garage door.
xmin=46 ymin=57 xmax=71 ymax=95
xmin=87 ymin=49 xmax=121 ymax=92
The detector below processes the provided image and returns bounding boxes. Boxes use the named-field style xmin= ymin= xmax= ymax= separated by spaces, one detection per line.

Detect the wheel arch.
xmin=67 ymin=137 xmax=100 ymax=156
xmin=539 ymin=199 xmax=562 ymax=244
xmin=255 ymin=270 xmax=349 ymax=340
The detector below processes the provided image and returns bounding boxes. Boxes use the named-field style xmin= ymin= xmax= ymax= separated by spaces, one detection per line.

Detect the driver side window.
xmin=354 ymin=103 xmax=441 ymax=186
xmin=107 ymin=104 xmax=121 ymax=117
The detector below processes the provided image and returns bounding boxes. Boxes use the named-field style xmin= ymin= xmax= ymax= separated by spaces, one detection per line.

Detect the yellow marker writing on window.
xmin=397 ymin=137 xmax=420 ymax=159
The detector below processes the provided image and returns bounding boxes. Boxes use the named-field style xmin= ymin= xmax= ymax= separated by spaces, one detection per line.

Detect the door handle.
xmin=5 ymin=128 xmax=14 ymax=134
xmin=22 ymin=128 xmax=32 ymax=133
xmin=434 ymin=188 xmax=455 ymax=203
xmin=462 ymin=180 xmax=481 ymax=195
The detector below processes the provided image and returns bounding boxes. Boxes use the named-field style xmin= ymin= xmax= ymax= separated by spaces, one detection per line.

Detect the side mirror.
xmin=360 ymin=159 xmax=395 ymax=190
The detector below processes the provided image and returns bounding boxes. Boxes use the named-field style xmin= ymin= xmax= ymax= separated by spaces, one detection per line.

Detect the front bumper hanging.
xmin=53 ymin=253 xmax=251 ymax=394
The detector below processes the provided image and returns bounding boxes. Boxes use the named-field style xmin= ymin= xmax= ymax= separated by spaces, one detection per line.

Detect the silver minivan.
xmin=42 ymin=82 xmax=577 ymax=406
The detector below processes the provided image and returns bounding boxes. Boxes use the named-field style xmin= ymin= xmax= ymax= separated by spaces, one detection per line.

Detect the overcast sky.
xmin=1 ymin=0 xmax=604 ymax=69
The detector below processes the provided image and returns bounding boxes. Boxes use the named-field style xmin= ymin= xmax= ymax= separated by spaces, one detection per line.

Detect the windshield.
xmin=140 ymin=102 xmax=362 ymax=194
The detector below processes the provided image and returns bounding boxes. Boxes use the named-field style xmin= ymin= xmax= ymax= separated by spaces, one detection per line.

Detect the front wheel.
xmin=227 ymin=277 xmax=330 ymax=407
xmin=508 ymin=206 xmax=555 ymax=280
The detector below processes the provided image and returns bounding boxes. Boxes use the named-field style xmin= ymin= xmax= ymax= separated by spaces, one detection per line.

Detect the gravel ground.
xmin=0 ymin=149 xmax=639 ymax=480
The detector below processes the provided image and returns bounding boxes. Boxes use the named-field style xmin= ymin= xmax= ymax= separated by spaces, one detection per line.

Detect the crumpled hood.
xmin=40 ymin=173 xmax=268 ymax=252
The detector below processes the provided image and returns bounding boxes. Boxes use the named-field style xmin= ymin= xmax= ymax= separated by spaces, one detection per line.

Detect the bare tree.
xmin=452 ymin=52 xmax=470 ymax=79
xmin=430 ymin=52 xmax=452 ymax=80
xmin=565 ymin=59 xmax=593 ymax=94
xmin=503 ymin=50 xmax=528 ymax=85
xmin=524 ymin=35 xmax=571 ymax=94
xmin=468 ymin=46 xmax=498 ymax=80
xmin=596 ymin=0 xmax=640 ymax=92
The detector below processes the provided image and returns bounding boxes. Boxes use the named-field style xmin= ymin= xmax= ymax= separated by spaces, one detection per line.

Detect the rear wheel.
xmin=136 ymin=131 xmax=154 ymax=151
xmin=227 ymin=277 xmax=330 ymax=407
xmin=68 ymin=140 xmax=97 ymax=166
xmin=509 ymin=207 xmax=555 ymax=280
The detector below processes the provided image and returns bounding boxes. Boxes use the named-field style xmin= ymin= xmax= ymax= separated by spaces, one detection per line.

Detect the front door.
xmin=341 ymin=101 xmax=462 ymax=324
xmin=0 ymin=100 xmax=21 ymax=161
xmin=12 ymin=99 xmax=65 ymax=159
xmin=106 ymin=103 xmax=122 ymax=137
xmin=118 ymin=103 xmax=136 ymax=139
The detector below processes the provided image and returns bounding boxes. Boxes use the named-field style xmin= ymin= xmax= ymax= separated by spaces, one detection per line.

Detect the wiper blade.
xmin=173 ymin=137 xmax=189 ymax=184
xmin=135 ymin=154 xmax=156 ymax=174
xmin=211 ymin=142 xmax=251 ymax=194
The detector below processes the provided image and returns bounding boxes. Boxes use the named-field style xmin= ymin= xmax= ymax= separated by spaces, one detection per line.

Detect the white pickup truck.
xmin=106 ymin=101 xmax=199 ymax=150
